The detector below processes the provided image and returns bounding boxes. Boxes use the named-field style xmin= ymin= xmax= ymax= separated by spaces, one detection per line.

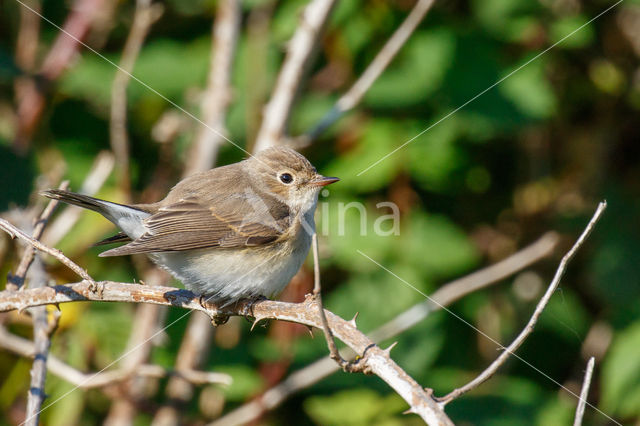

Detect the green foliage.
xmin=602 ymin=321 xmax=640 ymax=418
xmin=304 ymin=388 xmax=408 ymax=425
xmin=0 ymin=0 xmax=638 ymax=424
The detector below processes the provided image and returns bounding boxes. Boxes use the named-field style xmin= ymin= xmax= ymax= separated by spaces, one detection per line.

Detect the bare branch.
xmin=23 ymin=257 xmax=57 ymax=426
xmin=574 ymin=357 xmax=595 ymax=426
xmin=6 ymin=180 xmax=69 ymax=291
xmin=15 ymin=0 xmax=110 ymax=151
xmin=110 ymin=0 xmax=163 ymax=194
xmin=311 ymin=232 xmax=355 ymax=371
xmin=184 ymin=0 xmax=240 ymax=176
xmin=0 ymin=325 xmax=231 ymax=388
xmin=213 ymin=232 xmax=559 ymax=425
xmin=300 ymin=0 xmax=436 ymax=145
xmin=0 ymin=219 xmax=96 ymax=290
xmin=253 ymin=0 xmax=337 ymax=152
xmin=152 ymin=312 xmax=214 ymax=424
xmin=437 ymin=202 xmax=607 ymax=405
xmin=0 ymin=281 xmax=452 ymax=425
xmin=14 ymin=187 xmax=66 ymax=425
xmin=153 ymin=5 xmax=241 ymax=420
xmin=104 ymin=269 xmax=168 ymax=425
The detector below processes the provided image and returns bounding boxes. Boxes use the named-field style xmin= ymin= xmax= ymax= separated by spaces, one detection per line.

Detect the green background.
xmin=1 ymin=0 xmax=639 ymax=424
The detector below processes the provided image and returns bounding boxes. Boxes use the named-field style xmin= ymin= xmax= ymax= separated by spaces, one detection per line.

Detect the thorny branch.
xmin=212 ymin=232 xmax=559 ymax=426
xmin=311 ymin=232 xmax=361 ymax=372
xmin=6 ymin=180 xmax=69 ymax=291
xmin=0 ymin=219 xmax=96 ymax=291
xmin=0 ymin=281 xmax=453 ymax=425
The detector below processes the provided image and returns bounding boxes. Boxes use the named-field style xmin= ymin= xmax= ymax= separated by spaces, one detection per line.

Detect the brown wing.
xmin=99 ymin=195 xmax=291 ymax=257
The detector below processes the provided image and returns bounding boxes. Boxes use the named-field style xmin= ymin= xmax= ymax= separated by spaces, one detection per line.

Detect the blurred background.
xmin=1 ymin=0 xmax=639 ymax=424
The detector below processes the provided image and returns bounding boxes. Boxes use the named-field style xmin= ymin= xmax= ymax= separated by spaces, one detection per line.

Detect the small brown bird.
xmin=42 ymin=147 xmax=338 ymax=303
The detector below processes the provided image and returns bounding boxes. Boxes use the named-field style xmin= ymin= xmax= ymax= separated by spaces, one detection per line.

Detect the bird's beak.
xmin=310 ymin=175 xmax=340 ymax=187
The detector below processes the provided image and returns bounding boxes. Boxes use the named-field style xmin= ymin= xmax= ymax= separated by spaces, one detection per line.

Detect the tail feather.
xmin=41 ymin=189 xmax=110 ymax=214
xmin=93 ymin=232 xmax=132 ymax=247
xmin=41 ymin=189 xmax=151 ymax=242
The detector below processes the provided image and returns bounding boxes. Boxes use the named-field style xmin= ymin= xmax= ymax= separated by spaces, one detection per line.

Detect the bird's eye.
xmin=279 ymin=173 xmax=293 ymax=184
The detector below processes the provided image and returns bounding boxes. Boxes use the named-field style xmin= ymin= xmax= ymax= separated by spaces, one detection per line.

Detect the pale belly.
xmin=150 ymin=232 xmax=311 ymax=303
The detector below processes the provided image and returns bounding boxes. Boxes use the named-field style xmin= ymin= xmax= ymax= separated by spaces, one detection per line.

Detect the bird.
xmin=42 ymin=147 xmax=339 ymax=304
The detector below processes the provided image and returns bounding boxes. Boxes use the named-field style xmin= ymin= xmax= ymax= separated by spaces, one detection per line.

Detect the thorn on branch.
xmin=384 ymin=341 xmax=398 ymax=355
xmin=349 ymin=312 xmax=359 ymax=328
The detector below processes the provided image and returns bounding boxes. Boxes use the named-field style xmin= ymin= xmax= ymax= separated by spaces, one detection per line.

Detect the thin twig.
xmin=0 ymin=325 xmax=231 ymax=387
xmin=437 ymin=201 xmax=607 ymax=405
xmin=312 ymin=232 xmax=356 ymax=372
xmin=184 ymin=0 xmax=240 ymax=176
xmin=299 ymin=0 xmax=436 ymax=145
xmin=212 ymin=232 xmax=559 ymax=426
xmin=253 ymin=0 xmax=337 ymax=152
xmin=110 ymin=0 xmax=163 ymax=194
xmin=574 ymin=357 xmax=595 ymax=426
xmin=7 ymin=180 xmax=69 ymax=291
xmin=15 ymin=0 xmax=109 ymax=151
xmin=104 ymin=269 xmax=168 ymax=425
xmin=152 ymin=312 xmax=214 ymax=425
xmin=0 ymin=218 xmax=96 ymax=290
xmin=0 ymin=281 xmax=453 ymax=425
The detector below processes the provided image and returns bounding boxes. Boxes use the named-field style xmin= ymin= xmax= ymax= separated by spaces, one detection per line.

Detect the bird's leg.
xmin=199 ymin=294 xmax=230 ymax=326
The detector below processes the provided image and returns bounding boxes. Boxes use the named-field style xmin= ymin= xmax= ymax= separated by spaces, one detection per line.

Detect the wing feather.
xmin=100 ymin=193 xmax=290 ymax=257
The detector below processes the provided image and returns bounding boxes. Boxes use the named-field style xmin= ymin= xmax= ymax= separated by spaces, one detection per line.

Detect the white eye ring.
xmin=279 ymin=173 xmax=294 ymax=184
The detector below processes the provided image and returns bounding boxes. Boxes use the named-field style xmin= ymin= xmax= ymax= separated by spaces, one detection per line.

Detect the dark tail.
xmin=41 ymin=189 xmax=111 ymax=214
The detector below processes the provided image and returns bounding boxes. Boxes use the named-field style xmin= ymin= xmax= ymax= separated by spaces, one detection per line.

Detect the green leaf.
xmin=304 ymin=388 xmax=407 ymax=425
xmin=324 ymin=120 xmax=405 ymax=192
xmin=365 ymin=29 xmax=456 ymax=108
xmin=549 ymin=15 xmax=594 ymax=49
xmin=216 ymin=365 xmax=263 ymax=401
xmin=602 ymin=321 xmax=640 ymax=417
xmin=406 ymin=117 xmax=465 ymax=192
xmin=499 ymin=58 xmax=557 ymax=119
xmin=401 ymin=212 xmax=479 ymax=280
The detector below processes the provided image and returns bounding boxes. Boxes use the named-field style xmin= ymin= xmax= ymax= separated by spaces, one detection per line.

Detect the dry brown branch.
xmin=311 ymin=232 xmax=358 ymax=372
xmin=153 ymin=5 xmax=241 ymax=421
xmin=184 ymin=0 xmax=240 ymax=176
xmin=213 ymin=231 xmax=559 ymax=425
xmin=0 ymin=219 xmax=97 ymax=291
xmin=42 ymin=151 xmax=115 ymax=247
xmin=6 ymin=180 xmax=69 ymax=291
xmin=0 ymin=281 xmax=453 ymax=425
xmin=15 ymin=0 xmax=109 ymax=151
xmin=11 ymin=185 xmax=67 ymax=425
xmin=253 ymin=0 xmax=337 ymax=152
xmin=300 ymin=0 xmax=436 ymax=145
xmin=22 ymin=257 xmax=57 ymax=426
xmin=437 ymin=201 xmax=607 ymax=405
xmin=13 ymin=0 xmax=41 ymax=139
xmin=152 ymin=312 xmax=215 ymax=425
xmin=0 ymin=325 xmax=231 ymax=388
xmin=574 ymin=357 xmax=595 ymax=426
xmin=104 ymin=269 xmax=168 ymax=425
xmin=110 ymin=0 xmax=163 ymax=194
